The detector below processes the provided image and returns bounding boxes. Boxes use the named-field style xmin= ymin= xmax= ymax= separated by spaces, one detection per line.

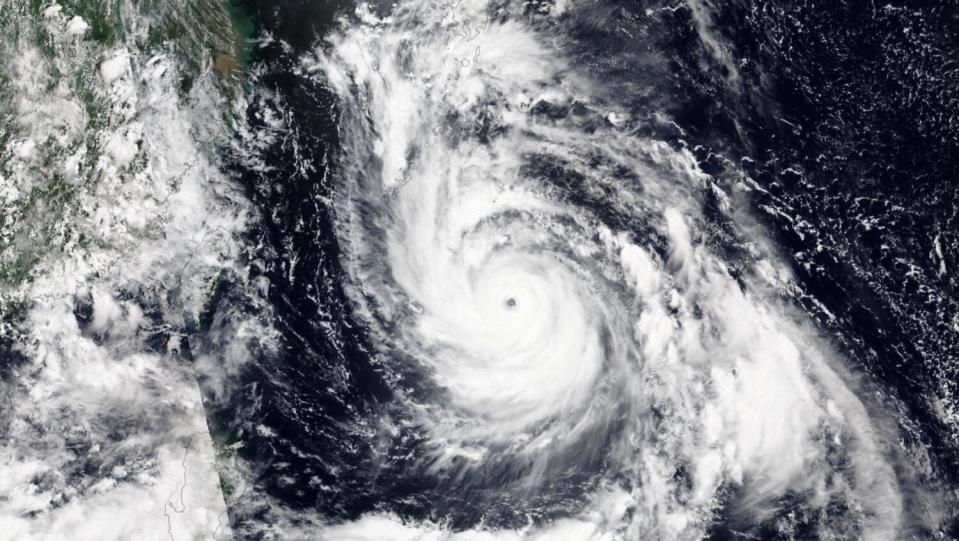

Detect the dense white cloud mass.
xmin=0 ymin=3 xmax=240 ymax=539
xmin=301 ymin=0 xmax=909 ymax=538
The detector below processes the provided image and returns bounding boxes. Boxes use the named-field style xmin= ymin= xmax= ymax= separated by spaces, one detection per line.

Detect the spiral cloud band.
xmin=301 ymin=1 xmax=908 ymax=538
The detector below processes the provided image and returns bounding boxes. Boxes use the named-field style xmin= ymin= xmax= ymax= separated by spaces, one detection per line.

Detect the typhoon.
xmin=2 ymin=0 xmax=959 ymax=540
xmin=306 ymin=1 xmax=908 ymax=538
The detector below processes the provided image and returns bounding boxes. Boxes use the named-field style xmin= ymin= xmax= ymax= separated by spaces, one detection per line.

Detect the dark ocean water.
xmin=196 ymin=0 xmax=959 ymax=537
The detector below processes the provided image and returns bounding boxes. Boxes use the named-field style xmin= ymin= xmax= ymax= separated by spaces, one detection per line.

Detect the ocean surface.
xmin=1 ymin=1 xmax=957 ymax=539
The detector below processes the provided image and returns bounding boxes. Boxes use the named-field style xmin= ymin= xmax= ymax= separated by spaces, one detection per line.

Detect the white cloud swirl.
xmin=305 ymin=1 xmax=907 ymax=538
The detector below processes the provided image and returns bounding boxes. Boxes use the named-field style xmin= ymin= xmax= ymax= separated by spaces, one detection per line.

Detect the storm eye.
xmin=505 ymin=297 xmax=517 ymax=309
